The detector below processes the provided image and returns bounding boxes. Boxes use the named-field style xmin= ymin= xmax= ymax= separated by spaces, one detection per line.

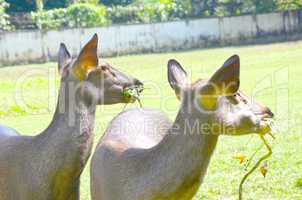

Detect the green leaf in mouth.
xmin=122 ymin=86 xmax=143 ymax=98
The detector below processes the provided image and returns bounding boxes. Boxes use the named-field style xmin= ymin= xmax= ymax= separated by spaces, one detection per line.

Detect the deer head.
xmin=57 ymin=34 xmax=142 ymax=106
xmin=167 ymin=55 xmax=274 ymax=136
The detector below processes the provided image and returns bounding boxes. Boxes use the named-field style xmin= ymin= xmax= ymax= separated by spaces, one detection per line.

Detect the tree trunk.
xmin=35 ymin=0 xmax=44 ymax=12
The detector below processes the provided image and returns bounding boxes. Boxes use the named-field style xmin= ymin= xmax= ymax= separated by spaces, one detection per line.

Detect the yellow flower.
xmin=260 ymin=161 xmax=268 ymax=177
xmin=233 ymin=153 xmax=246 ymax=164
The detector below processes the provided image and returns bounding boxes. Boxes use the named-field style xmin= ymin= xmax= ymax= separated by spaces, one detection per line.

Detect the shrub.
xmin=31 ymin=8 xmax=67 ymax=30
xmin=66 ymin=3 xmax=110 ymax=28
xmin=108 ymin=5 xmax=140 ymax=24
xmin=32 ymin=3 xmax=110 ymax=30
xmin=30 ymin=0 xmax=302 ymax=31
xmin=108 ymin=0 xmax=189 ymax=24
xmin=277 ymin=0 xmax=302 ymax=11
xmin=0 ymin=0 xmax=12 ymax=30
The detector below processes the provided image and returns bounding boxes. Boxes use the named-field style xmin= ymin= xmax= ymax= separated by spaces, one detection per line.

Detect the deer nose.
xmin=265 ymin=107 xmax=274 ymax=118
xmin=134 ymin=79 xmax=143 ymax=87
xmin=123 ymin=79 xmax=143 ymax=89
xmin=260 ymin=107 xmax=274 ymax=118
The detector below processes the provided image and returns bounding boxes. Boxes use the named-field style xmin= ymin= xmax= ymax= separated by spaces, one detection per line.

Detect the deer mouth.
xmin=256 ymin=113 xmax=274 ymax=120
xmin=256 ymin=111 xmax=275 ymax=136
xmin=122 ymin=85 xmax=144 ymax=104
xmin=254 ymin=105 xmax=274 ymax=120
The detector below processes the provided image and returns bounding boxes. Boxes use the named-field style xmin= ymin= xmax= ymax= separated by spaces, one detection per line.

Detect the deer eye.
xmin=235 ymin=93 xmax=248 ymax=104
xmin=101 ymin=65 xmax=108 ymax=71
xmin=229 ymin=95 xmax=239 ymax=104
xmin=101 ymin=65 xmax=116 ymax=77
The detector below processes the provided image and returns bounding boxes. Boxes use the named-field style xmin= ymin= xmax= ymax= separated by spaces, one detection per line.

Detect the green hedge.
xmin=66 ymin=3 xmax=109 ymax=28
xmin=108 ymin=3 xmax=187 ymax=24
xmin=196 ymin=0 xmax=302 ymax=17
xmin=32 ymin=1 xmax=188 ymax=29
xmin=32 ymin=3 xmax=110 ymax=30
xmin=277 ymin=0 xmax=302 ymax=11
xmin=32 ymin=8 xmax=67 ymax=30
xmin=31 ymin=0 xmax=302 ymax=30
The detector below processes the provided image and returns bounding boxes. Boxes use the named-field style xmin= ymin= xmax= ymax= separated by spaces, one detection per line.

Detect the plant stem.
xmin=238 ymin=135 xmax=272 ymax=200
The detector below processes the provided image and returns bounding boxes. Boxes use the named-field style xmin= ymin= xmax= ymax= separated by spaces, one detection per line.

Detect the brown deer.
xmin=90 ymin=55 xmax=274 ymax=200
xmin=0 ymin=34 xmax=142 ymax=200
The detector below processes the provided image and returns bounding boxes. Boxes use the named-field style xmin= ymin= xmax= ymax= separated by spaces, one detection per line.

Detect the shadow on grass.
xmin=296 ymin=178 xmax=302 ymax=189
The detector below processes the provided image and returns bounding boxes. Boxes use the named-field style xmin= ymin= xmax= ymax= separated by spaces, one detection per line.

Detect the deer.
xmin=0 ymin=125 xmax=18 ymax=137
xmin=90 ymin=55 xmax=274 ymax=200
xmin=0 ymin=34 xmax=143 ymax=200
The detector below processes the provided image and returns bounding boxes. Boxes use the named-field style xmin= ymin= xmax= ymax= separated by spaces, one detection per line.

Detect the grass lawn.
xmin=0 ymin=40 xmax=301 ymax=199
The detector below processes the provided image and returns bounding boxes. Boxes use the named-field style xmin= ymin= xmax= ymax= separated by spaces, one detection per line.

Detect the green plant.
xmin=277 ymin=0 xmax=302 ymax=11
xmin=31 ymin=8 xmax=67 ymax=29
xmin=137 ymin=0 xmax=188 ymax=22
xmin=108 ymin=0 xmax=189 ymax=24
xmin=108 ymin=5 xmax=140 ymax=24
xmin=32 ymin=3 xmax=111 ymax=29
xmin=27 ymin=0 xmax=302 ymax=31
xmin=66 ymin=3 xmax=110 ymax=28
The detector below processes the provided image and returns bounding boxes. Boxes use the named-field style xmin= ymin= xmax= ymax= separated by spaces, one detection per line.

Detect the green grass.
xmin=0 ymin=41 xmax=302 ymax=199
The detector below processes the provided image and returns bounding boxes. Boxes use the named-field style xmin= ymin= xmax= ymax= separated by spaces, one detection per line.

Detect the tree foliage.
xmin=108 ymin=0 xmax=189 ymax=24
xmin=32 ymin=3 xmax=110 ymax=29
xmin=0 ymin=0 xmax=12 ymax=30
xmin=190 ymin=0 xmax=302 ymax=17
xmin=277 ymin=0 xmax=302 ymax=11
xmin=6 ymin=0 xmax=302 ymax=30
xmin=5 ymin=0 xmax=302 ymax=14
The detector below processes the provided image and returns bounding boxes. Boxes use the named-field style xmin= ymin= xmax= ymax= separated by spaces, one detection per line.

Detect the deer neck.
xmin=37 ymin=80 xmax=96 ymax=166
xmin=151 ymin=108 xmax=218 ymax=193
xmin=25 ymin=80 xmax=97 ymax=198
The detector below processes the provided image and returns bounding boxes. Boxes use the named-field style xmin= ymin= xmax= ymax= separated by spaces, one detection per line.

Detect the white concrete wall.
xmin=256 ymin=13 xmax=284 ymax=34
xmin=219 ymin=15 xmax=257 ymax=40
xmin=0 ymin=11 xmax=300 ymax=66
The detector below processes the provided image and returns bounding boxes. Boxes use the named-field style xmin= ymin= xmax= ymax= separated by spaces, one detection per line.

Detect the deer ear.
xmin=204 ymin=55 xmax=240 ymax=96
xmin=168 ymin=59 xmax=188 ymax=94
xmin=73 ymin=34 xmax=99 ymax=80
xmin=58 ymin=43 xmax=71 ymax=75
